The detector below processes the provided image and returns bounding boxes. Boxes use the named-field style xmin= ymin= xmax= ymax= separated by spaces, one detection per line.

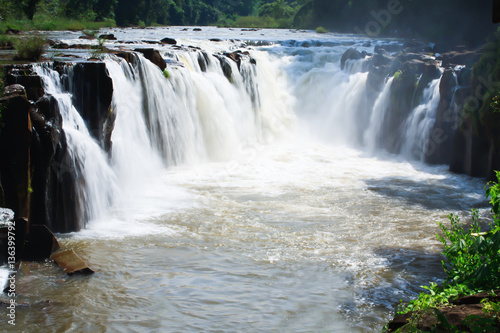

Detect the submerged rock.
xmin=51 ymin=249 xmax=94 ymax=275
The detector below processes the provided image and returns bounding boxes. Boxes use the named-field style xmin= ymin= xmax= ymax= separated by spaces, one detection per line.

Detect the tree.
xmin=22 ymin=0 xmax=42 ymax=20
xmin=259 ymin=0 xmax=295 ymax=19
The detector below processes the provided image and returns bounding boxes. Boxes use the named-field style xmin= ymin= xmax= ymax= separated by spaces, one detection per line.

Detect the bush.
xmin=397 ymin=171 xmax=500 ymax=316
xmin=14 ymin=36 xmax=47 ymax=61
xmin=315 ymin=26 xmax=328 ymax=34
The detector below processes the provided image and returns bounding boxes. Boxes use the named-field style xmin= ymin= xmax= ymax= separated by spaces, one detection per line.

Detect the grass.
xmin=0 ymin=17 xmax=116 ymax=33
xmin=14 ymin=36 xmax=47 ymax=61
xmin=219 ymin=15 xmax=292 ymax=29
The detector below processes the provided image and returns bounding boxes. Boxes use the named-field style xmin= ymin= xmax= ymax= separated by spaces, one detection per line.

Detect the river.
xmin=1 ymin=27 xmax=489 ymax=332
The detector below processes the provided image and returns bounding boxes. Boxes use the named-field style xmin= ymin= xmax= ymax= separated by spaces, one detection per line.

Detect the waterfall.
xmin=400 ymin=78 xmax=442 ymax=161
xmin=363 ymin=77 xmax=394 ymax=153
xmin=34 ymin=65 xmax=118 ymax=227
xmin=30 ymin=47 xmax=295 ymax=229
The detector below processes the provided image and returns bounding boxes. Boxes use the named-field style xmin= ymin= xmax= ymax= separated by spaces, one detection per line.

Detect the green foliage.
xmin=393 ymin=70 xmax=403 ymax=81
xmin=259 ymin=0 xmax=297 ymax=20
xmin=315 ymin=26 xmax=327 ymax=33
xmin=14 ymin=36 xmax=47 ymax=61
xmin=396 ymin=172 xmax=500 ymax=321
xmin=224 ymin=15 xmax=289 ymax=29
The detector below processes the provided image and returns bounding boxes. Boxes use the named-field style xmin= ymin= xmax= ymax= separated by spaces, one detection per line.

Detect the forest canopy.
xmin=0 ymin=0 xmax=496 ymax=44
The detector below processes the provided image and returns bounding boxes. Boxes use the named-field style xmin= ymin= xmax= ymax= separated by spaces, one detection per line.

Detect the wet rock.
xmin=198 ymin=51 xmax=210 ymax=72
xmin=0 ymin=88 xmax=33 ymax=219
xmin=6 ymin=66 xmax=45 ymax=101
xmin=371 ymin=49 xmax=393 ymax=67
xmin=70 ymin=61 xmax=114 ymax=151
xmin=51 ymin=249 xmax=94 ymax=275
xmin=438 ymin=49 xmax=482 ymax=68
xmin=52 ymin=42 xmax=70 ymax=49
xmin=374 ymin=44 xmax=403 ymax=54
xmin=426 ymin=69 xmax=457 ymax=165
xmin=112 ymin=50 xmax=135 ymax=63
xmin=79 ymin=35 xmax=96 ymax=40
xmin=340 ymin=48 xmax=366 ymax=70
xmin=210 ymin=38 xmax=223 ymax=42
xmin=22 ymin=224 xmax=59 ymax=261
xmin=161 ymin=37 xmax=177 ymax=45
xmin=29 ymin=95 xmax=82 ymax=233
xmin=193 ymin=28 xmax=202 ymax=32
xmin=3 ymin=84 xmax=26 ymax=98
xmin=134 ymin=48 xmax=166 ymax=71
xmin=98 ymin=34 xmax=117 ymax=40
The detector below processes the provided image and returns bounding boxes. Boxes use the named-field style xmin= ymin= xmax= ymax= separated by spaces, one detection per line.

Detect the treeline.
xmin=0 ymin=0 xmax=308 ymax=28
xmin=301 ymin=0 xmax=496 ymax=45
xmin=0 ymin=0 xmax=496 ymax=45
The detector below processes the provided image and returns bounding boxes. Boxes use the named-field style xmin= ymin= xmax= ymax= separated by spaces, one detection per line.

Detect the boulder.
xmin=161 ymin=37 xmax=177 ymax=45
xmin=371 ymin=49 xmax=393 ymax=67
xmin=134 ymin=48 xmax=167 ymax=71
xmin=79 ymin=35 xmax=96 ymax=40
xmin=112 ymin=50 xmax=135 ymax=64
xmin=340 ymin=48 xmax=366 ymax=70
xmin=98 ymin=34 xmax=117 ymax=40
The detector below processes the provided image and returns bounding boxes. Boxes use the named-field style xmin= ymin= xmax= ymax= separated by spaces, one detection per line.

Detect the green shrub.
xmin=0 ymin=35 xmax=16 ymax=48
xmin=14 ymin=36 xmax=47 ymax=61
xmin=315 ymin=26 xmax=328 ymax=34
xmin=397 ymin=171 xmax=500 ymax=317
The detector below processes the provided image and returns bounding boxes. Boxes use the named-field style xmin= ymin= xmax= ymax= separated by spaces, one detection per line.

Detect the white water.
xmin=364 ymin=77 xmax=394 ymax=153
xmin=401 ymin=79 xmax=442 ymax=160
xmin=34 ymin=65 xmax=118 ymax=227
xmin=4 ymin=28 xmax=489 ymax=332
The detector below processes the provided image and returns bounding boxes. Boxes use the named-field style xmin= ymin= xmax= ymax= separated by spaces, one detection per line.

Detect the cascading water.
xmin=401 ymin=78 xmax=442 ymax=160
xmin=34 ymin=65 xmax=118 ymax=227
xmin=363 ymin=77 xmax=394 ymax=153
xmin=5 ymin=28 xmax=489 ymax=333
